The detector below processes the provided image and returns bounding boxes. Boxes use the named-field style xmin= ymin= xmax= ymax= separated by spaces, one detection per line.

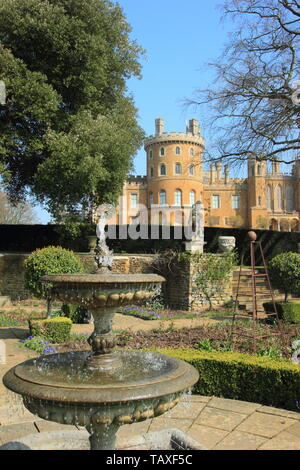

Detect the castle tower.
xmin=144 ymin=118 xmax=205 ymax=224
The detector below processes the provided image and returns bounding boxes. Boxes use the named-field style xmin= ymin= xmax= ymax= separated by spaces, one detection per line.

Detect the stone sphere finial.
xmin=247 ymin=231 xmax=257 ymax=242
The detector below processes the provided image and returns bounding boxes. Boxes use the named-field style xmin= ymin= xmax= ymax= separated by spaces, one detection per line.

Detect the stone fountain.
xmin=2 ymin=206 xmax=199 ymax=450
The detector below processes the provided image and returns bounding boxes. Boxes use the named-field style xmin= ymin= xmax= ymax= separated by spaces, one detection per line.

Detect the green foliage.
xmin=0 ymin=0 xmax=144 ymax=217
xmin=24 ymin=246 xmax=84 ymax=317
xmin=198 ymin=339 xmax=215 ymax=352
xmin=19 ymin=336 xmax=57 ymax=355
xmin=268 ymin=252 xmax=300 ymax=301
xmin=122 ymin=306 xmax=162 ymax=321
xmin=155 ymin=348 xmax=300 ymax=412
xmin=264 ymin=301 xmax=300 ymax=324
xmin=61 ymin=303 xmax=88 ymax=324
xmin=28 ymin=317 xmax=72 ymax=343
xmin=191 ymin=252 xmax=236 ymax=309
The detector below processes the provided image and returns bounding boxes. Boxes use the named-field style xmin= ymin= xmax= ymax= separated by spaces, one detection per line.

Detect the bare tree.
xmin=188 ymin=0 xmax=300 ymax=165
xmin=0 ymin=191 xmax=40 ymax=224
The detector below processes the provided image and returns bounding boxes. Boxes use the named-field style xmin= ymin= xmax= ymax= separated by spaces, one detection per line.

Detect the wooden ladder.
xmin=230 ymin=233 xmax=285 ymax=352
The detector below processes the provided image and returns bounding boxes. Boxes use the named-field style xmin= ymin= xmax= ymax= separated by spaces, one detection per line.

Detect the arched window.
xmin=266 ymin=185 xmax=272 ymax=210
xmin=275 ymin=184 xmax=283 ymax=211
xmin=257 ymin=164 xmax=261 ymax=176
xmin=175 ymin=146 xmax=181 ymax=155
xmin=189 ymin=165 xmax=195 ymax=176
xmin=190 ymin=190 xmax=196 ymax=206
xmin=190 ymin=148 xmax=194 ymax=157
xmin=149 ymin=193 xmax=154 ymax=206
xmin=175 ymin=163 xmax=182 ymax=175
xmin=286 ymin=185 xmax=294 ymax=212
xmin=149 ymin=150 xmax=153 ymax=160
xmin=160 ymin=147 xmax=165 ymax=156
xmin=160 ymin=190 xmax=167 ymax=206
xmin=150 ymin=167 xmax=154 ymax=178
xmin=258 ymin=196 xmax=262 ymax=206
xmin=174 ymin=189 xmax=182 ymax=206
xmin=160 ymin=164 xmax=166 ymax=176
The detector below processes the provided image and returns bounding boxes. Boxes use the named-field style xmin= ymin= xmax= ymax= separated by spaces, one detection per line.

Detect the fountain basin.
xmin=3 ymin=350 xmax=199 ymax=427
xmin=41 ymin=273 xmax=165 ymax=309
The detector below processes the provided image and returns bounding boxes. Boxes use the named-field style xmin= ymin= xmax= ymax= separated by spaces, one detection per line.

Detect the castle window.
xmin=175 ymin=163 xmax=182 ymax=175
xmin=212 ymin=194 xmax=220 ymax=209
xmin=258 ymin=196 xmax=262 ymax=206
xmin=232 ymin=195 xmax=240 ymax=210
xmin=190 ymin=190 xmax=196 ymax=205
xmin=286 ymin=185 xmax=294 ymax=212
xmin=174 ymin=189 xmax=182 ymax=206
xmin=266 ymin=185 xmax=272 ymax=210
xmin=149 ymin=193 xmax=154 ymax=206
xmin=150 ymin=167 xmax=154 ymax=178
xmin=190 ymin=148 xmax=194 ymax=157
xmin=189 ymin=165 xmax=195 ymax=176
xmin=257 ymin=164 xmax=262 ymax=176
xmin=175 ymin=146 xmax=181 ymax=155
xmin=160 ymin=190 xmax=167 ymax=206
xmin=160 ymin=164 xmax=166 ymax=176
xmin=130 ymin=194 xmax=138 ymax=209
xmin=160 ymin=147 xmax=165 ymax=156
xmin=149 ymin=150 xmax=153 ymax=160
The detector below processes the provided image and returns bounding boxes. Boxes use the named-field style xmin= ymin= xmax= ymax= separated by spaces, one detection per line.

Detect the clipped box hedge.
xmin=264 ymin=301 xmax=300 ymax=324
xmin=155 ymin=348 xmax=300 ymax=412
xmin=28 ymin=317 xmax=72 ymax=343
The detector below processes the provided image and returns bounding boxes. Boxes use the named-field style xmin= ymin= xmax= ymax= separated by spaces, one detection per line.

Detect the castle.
xmin=112 ymin=118 xmax=300 ymax=232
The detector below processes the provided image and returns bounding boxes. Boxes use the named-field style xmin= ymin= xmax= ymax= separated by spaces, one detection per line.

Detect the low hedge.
xmin=154 ymin=348 xmax=300 ymax=412
xmin=264 ymin=301 xmax=300 ymax=324
xmin=28 ymin=317 xmax=72 ymax=343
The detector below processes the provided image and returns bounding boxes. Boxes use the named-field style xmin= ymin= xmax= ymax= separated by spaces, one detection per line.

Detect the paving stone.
xmin=195 ymin=407 xmax=248 ymax=431
xmin=0 ymin=422 xmax=37 ymax=445
xmin=148 ymin=418 xmax=193 ymax=434
xmin=285 ymin=421 xmax=300 ymax=438
xmin=236 ymin=412 xmax=298 ymax=438
xmin=258 ymin=431 xmax=300 ymax=450
xmin=0 ymin=406 xmax=35 ymax=426
xmin=209 ymin=397 xmax=262 ymax=415
xmin=187 ymin=424 xmax=228 ymax=450
xmin=164 ymin=401 xmax=206 ymax=420
xmin=213 ymin=430 xmax=268 ymax=450
xmin=117 ymin=420 xmax=151 ymax=439
xmin=257 ymin=406 xmax=300 ymax=421
xmin=117 ymin=435 xmax=147 ymax=450
xmin=185 ymin=395 xmax=212 ymax=404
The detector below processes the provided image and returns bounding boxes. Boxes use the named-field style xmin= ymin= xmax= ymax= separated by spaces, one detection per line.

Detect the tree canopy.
xmin=0 ymin=0 xmax=144 ymax=219
xmin=0 ymin=189 xmax=40 ymax=223
xmin=189 ymin=0 xmax=300 ymax=165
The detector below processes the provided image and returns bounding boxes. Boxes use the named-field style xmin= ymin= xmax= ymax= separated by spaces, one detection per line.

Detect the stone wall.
xmin=164 ymin=254 xmax=233 ymax=311
xmin=0 ymin=252 xmax=233 ymax=309
xmin=0 ymin=253 xmax=158 ymax=301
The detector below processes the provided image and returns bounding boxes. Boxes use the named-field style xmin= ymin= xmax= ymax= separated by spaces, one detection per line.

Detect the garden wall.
xmin=0 ymin=252 xmax=234 ymax=310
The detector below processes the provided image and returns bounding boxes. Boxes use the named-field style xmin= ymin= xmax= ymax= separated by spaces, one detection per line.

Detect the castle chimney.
xmin=224 ymin=165 xmax=229 ymax=185
xmin=189 ymin=119 xmax=199 ymax=136
xmin=216 ymin=162 xmax=222 ymax=181
xmin=155 ymin=118 xmax=164 ymax=136
xmin=210 ymin=163 xmax=216 ymax=184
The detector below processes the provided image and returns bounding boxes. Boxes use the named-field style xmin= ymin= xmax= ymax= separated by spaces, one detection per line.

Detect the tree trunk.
xmin=46 ymin=298 xmax=53 ymax=318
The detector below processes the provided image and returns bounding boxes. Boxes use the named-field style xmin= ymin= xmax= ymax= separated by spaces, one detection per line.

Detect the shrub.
xmin=264 ymin=301 xmax=300 ymax=324
xmin=268 ymin=252 xmax=300 ymax=302
xmin=153 ymin=348 xmax=300 ymax=412
xmin=24 ymin=246 xmax=84 ymax=317
xmin=28 ymin=317 xmax=72 ymax=343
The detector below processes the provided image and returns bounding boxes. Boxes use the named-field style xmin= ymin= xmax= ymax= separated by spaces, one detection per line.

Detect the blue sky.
xmin=38 ymin=0 xmax=233 ymax=223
